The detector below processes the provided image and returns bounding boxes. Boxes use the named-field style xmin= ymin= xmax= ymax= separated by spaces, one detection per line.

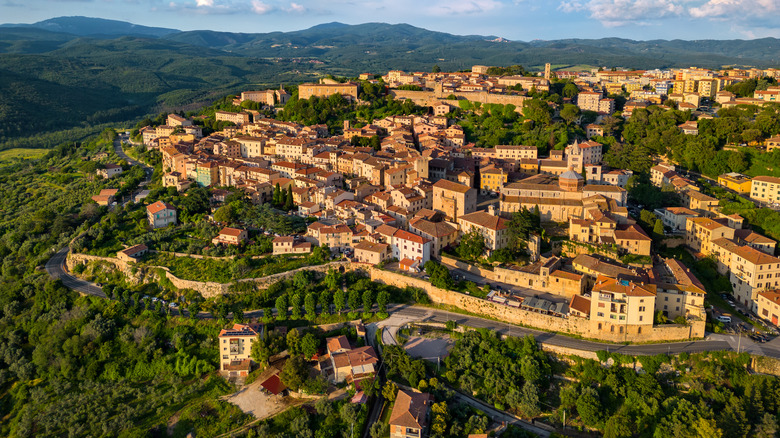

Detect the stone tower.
xmin=544 ymin=63 xmax=551 ymax=80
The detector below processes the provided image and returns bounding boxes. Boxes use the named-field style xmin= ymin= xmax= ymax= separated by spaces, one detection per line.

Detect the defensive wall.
xmin=440 ymin=255 xmax=496 ymax=281
xmin=388 ymin=89 xmax=528 ymax=110
xmin=367 ymin=266 xmax=705 ymax=343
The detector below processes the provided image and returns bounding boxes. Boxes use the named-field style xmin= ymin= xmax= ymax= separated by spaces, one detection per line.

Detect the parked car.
xmin=716 ymin=315 xmax=732 ymax=323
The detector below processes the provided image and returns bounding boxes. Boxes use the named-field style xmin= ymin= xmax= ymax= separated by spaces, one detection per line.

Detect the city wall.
xmin=440 ymin=256 xmax=496 ymax=281
xmin=368 ymin=267 xmax=704 ymax=343
xmin=389 ymin=89 xmax=527 ymax=110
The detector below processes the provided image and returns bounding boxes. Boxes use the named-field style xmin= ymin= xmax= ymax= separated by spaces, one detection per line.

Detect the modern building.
xmin=218 ymin=323 xmax=263 ymax=378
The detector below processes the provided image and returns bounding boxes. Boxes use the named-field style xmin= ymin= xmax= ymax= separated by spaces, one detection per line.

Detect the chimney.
xmin=488 ymin=204 xmax=496 ymax=216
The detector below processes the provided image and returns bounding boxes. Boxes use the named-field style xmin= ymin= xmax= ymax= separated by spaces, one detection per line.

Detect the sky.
xmin=2 ymin=0 xmax=780 ymax=40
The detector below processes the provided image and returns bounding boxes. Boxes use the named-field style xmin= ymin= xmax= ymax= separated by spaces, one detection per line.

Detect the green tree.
xmin=280 ymin=354 xmax=308 ymax=392
xmin=284 ymin=185 xmax=294 ymax=210
xmin=300 ymin=333 xmax=319 ymax=359
xmin=560 ymin=104 xmax=581 ymax=126
xmin=653 ymin=218 xmax=665 ymax=241
xmin=347 ymin=289 xmax=360 ymax=313
xmin=334 ymin=289 xmax=345 ymax=314
xmin=432 ymin=64 xmax=442 ymax=73
xmin=382 ymin=381 xmax=398 ymax=402
xmin=519 ymin=381 xmax=541 ymax=418
xmin=324 ymin=268 xmax=341 ymax=291
xmin=286 ymin=328 xmax=301 ymax=355
xmin=457 ymin=230 xmax=486 ymax=260
xmin=377 ymin=290 xmax=390 ymax=314
xmin=304 ymin=292 xmax=317 ymax=320
xmin=576 ymin=386 xmax=603 ymax=427
xmin=275 ymin=295 xmax=287 ymax=320
xmin=362 ymin=289 xmax=374 ymax=314
xmin=290 ymin=293 xmax=302 ymax=319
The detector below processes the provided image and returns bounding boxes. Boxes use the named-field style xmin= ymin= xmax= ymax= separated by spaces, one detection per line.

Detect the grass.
xmin=0 ymin=148 xmax=47 ymax=165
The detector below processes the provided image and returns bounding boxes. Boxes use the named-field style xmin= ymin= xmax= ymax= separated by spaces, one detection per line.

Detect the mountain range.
xmin=1 ymin=16 xmax=780 ymax=149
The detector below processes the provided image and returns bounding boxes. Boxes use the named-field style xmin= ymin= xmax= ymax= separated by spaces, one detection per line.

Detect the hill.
xmin=1 ymin=17 xmax=780 ymax=148
xmin=0 ymin=16 xmax=179 ymax=38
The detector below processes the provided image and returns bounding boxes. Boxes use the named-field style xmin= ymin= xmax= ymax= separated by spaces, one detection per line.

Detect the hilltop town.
xmin=50 ymin=63 xmax=780 ymax=437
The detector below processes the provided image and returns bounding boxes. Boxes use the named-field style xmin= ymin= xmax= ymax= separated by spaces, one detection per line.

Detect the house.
xmin=757 ymin=290 xmax=780 ymax=325
xmin=392 ymin=229 xmax=432 ymax=272
xmin=354 ymin=240 xmax=390 ymax=264
xmin=212 ymin=227 xmax=248 ymax=246
xmin=408 ymin=217 xmax=458 ymax=259
xmin=456 ymin=207 xmax=509 ymax=254
xmin=97 ymin=164 xmax=123 ymax=179
xmin=272 ymin=236 xmax=312 ymax=255
xmin=218 ymin=323 xmax=263 ymax=377
xmin=389 ymin=389 xmax=434 ymax=438
xmin=117 ymin=244 xmax=148 ymax=263
xmin=750 ymin=175 xmax=780 ymax=204
xmin=146 ymin=201 xmax=177 ymax=228
xmin=325 ymin=335 xmax=378 ymax=384
xmin=766 ymin=135 xmax=780 ymax=152
xmin=91 ymin=188 xmax=118 ymax=206
xmin=655 ymin=207 xmax=699 ymax=231
xmin=589 ymin=275 xmax=656 ymax=333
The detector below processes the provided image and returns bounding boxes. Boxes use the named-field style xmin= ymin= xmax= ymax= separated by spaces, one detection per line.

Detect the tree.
xmin=457 ymin=230 xmax=486 ymax=261
xmin=653 ymin=219 xmax=665 ymax=241
xmin=300 ymin=333 xmax=319 ymax=359
xmin=560 ymin=104 xmax=581 ymax=126
xmin=280 ymin=354 xmax=308 ymax=391
xmin=290 ymin=293 xmax=302 ymax=319
xmin=753 ymin=412 xmax=778 ymax=438
xmin=286 ymin=328 xmax=301 ymax=355
xmin=304 ymin=292 xmax=317 ymax=320
xmin=518 ymin=381 xmax=541 ymax=418
xmin=275 ymin=295 xmax=287 ymax=320
xmin=362 ymin=289 xmax=374 ymax=314
xmin=319 ymin=290 xmax=331 ymax=316
xmin=273 ymin=183 xmax=282 ymax=206
xmin=213 ymin=204 xmax=236 ymax=224
xmin=347 ymin=289 xmax=360 ymax=313
xmin=377 ymin=290 xmax=390 ymax=314
xmin=424 ymin=260 xmax=454 ymax=290
xmin=507 ymin=208 xmax=541 ymax=250
xmin=284 ymin=185 xmax=294 ymax=210
xmin=324 ymin=268 xmax=341 ymax=291
xmin=382 ymin=381 xmax=398 ymax=402
xmin=334 ymin=289 xmax=345 ymax=314
xmin=432 ymin=64 xmax=441 ymax=73
xmin=576 ymin=386 xmax=603 ymax=427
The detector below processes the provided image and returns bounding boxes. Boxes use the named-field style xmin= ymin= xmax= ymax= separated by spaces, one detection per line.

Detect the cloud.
xmin=251 ymin=0 xmax=273 ymax=13
xmin=195 ymin=0 xmax=212 ymax=6
xmin=558 ymin=0 xmax=686 ymax=26
xmin=432 ymin=0 xmax=503 ymax=15
xmin=689 ymin=0 xmax=780 ymax=19
xmin=286 ymin=1 xmax=305 ymax=12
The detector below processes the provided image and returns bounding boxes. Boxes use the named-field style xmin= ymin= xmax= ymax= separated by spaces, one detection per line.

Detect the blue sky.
xmin=3 ymin=0 xmax=780 ymax=40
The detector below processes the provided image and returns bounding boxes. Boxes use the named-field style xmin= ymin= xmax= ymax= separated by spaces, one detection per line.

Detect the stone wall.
xmin=388 ymin=89 xmax=527 ymax=110
xmin=368 ymin=267 xmax=705 ymax=343
xmin=440 ymin=256 xmax=495 ymax=281
xmin=67 ymin=251 xmax=351 ymax=299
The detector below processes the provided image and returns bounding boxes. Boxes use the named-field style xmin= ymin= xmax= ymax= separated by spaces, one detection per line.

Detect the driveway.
xmin=221 ymin=379 xmax=294 ymax=420
xmin=403 ymin=335 xmax=454 ymax=362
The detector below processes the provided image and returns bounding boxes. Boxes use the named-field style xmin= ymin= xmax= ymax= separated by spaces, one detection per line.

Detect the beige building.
xmin=432 ymin=179 xmax=477 ymax=221
xmin=219 ymin=323 xmax=262 ymax=377
xmin=215 ymin=111 xmax=251 ymax=125
xmin=306 ymin=221 xmax=353 ymax=252
xmin=457 ymin=208 xmax=509 ymax=254
xmin=212 ymin=227 xmax=248 ymax=246
xmin=757 ymin=290 xmax=780 ymax=325
xmin=653 ymin=258 xmax=706 ymax=321
xmin=298 ymin=82 xmax=360 ymax=101
xmin=354 ymin=240 xmax=390 ymax=264
xmin=272 ymin=236 xmax=313 ymax=256
xmin=409 ymin=217 xmax=458 ymax=258
xmin=590 ymin=276 xmax=655 ymax=333
xmin=729 ymin=245 xmax=780 ymax=311
xmin=493 ymin=256 xmax=585 ymax=299
xmin=117 ymin=244 xmax=148 ymax=263
xmin=750 ymin=175 xmax=780 ymax=204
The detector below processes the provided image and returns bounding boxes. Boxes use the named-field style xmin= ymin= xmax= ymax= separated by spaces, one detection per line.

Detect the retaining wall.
xmin=440 ymin=256 xmax=495 ymax=281
xmin=368 ymin=267 xmax=705 ymax=343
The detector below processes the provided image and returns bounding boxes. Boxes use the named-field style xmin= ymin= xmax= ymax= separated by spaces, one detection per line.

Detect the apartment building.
xmin=408 ymin=217 xmax=458 ymax=258
xmin=457 ymin=208 xmax=510 ymax=254
xmin=685 ymin=217 xmax=736 ymax=255
xmin=494 ymin=145 xmax=538 ymax=160
xmin=718 ymin=173 xmax=752 ymax=194
xmin=729 ymin=245 xmax=780 ymax=311
xmin=215 ymin=111 xmax=251 ymax=125
xmin=653 ymin=258 xmax=706 ymax=321
xmin=750 ymin=175 xmax=780 ymax=204
xmin=589 ymin=276 xmax=656 ymax=333
xmin=218 ymin=323 xmax=262 ymax=377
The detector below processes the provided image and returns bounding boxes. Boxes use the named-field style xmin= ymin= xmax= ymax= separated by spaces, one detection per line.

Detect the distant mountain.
xmin=0 ymin=16 xmax=179 ymax=38
xmin=2 ymin=16 xmax=780 ymax=148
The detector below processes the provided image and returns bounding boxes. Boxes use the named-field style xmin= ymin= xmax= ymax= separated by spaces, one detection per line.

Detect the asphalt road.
xmin=385 ymin=304 xmax=780 ymax=358
xmin=45 ymin=247 xmax=106 ymax=298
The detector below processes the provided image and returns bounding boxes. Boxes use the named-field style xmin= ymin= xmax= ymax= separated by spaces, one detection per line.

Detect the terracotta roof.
xmin=219 ymin=227 xmax=245 ymax=237
xmin=260 ymin=374 xmax=287 ymax=395
xmin=569 ymin=295 xmax=591 ymax=315
xmin=733 ymin=245 xmax=780 ymax=265
xmin=409 ymin=218 xmax=457 ymax=238
xmin=389 ymin=390 xmax=433 ymax=430
xmin=458 ymin=211 xmax=508 ymax=231
xmin=433 ymin=179 xmax=472 ymax=194
xmin=147 ymin=201 xmax=175 ymax=214
xmin=550 ymin=270 xmax=583 ymax=281
xmin=119 ymin=244 xmax=148 ymax=257
xmin=394 ymin=229 xmax=430 ymax=244
xmin=326 ymin=335 xmax=351 ymax=354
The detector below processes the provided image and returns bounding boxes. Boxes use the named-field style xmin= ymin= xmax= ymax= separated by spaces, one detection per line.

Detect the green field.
xmin=0 ymin=148 xmax=46 ymax=164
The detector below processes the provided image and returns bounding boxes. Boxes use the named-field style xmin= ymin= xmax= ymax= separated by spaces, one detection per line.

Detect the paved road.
xmin=114 ymin=138 xmax=153 ymax=206
xmin=384 ymin=305 xmax=780 ymax=358
xmin=45 ymin=247 xmax=106 ymax=298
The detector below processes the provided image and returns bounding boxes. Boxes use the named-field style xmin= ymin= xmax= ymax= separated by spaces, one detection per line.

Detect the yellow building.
xmin=480 ymin=167 xmax=508 ymax=193
xmin=757 ymin=290 xmax=780 ymax=325
xmin=589 ymin=276 xmax=655 ymax=332
xmin=718 ymin=172 xmax=752 ymax=194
